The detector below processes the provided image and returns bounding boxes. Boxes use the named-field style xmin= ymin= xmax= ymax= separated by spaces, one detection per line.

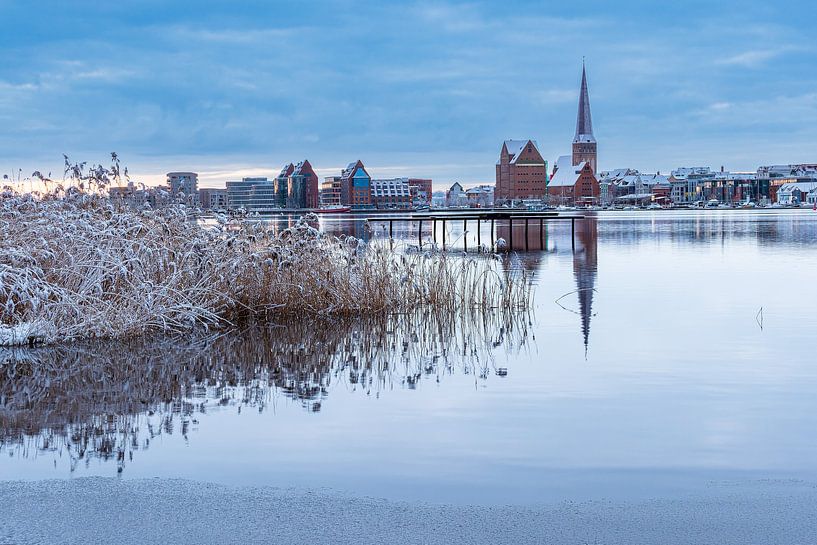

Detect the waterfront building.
xmin=598 ymin=169 xmax=638 ymax=205
xmin=548 ymin=155 xmax=599 ymax=205
xmin=408 ymin=178 xmax=433 ymax=204
xmin=340 ymin=160 xmax=372 ymax=208
xmin=446 ymin=182 xmax=468 ymax=207
xmin=758 ymin=164 xmax=817 ymax=203
xmin=572 ymin=63 xmax=597 ymax=173
xmin=778 ymin=181 xmax=817 ymax=205
xmin=371 ymin=177 xmax=412 ymax=209
xmin=283 ymin=160 xmax=319 ymax=209
xmin=495 ymin=139 xmax=549 ymax=203
xmin=465 ymin=185 xmax=494 ymax=208
xmin=198 ymin=188 xmax=228 ymax=210
xmin=431 ymin=190 xmax=447 ymax=208
xmin=321 ymin=176 xmax=342 ymax=207
xmin=167 ymin=172 xmax=198 ymax=205
xmin=275 ymin=163 xmax=295 ymax=207
xmin=226 ymin=177 xmax=278 ymax=213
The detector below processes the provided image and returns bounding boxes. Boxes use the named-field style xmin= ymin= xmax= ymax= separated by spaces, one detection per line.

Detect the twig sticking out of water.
xmin=555 ymin=288 xmax=598 ymax=316
xmin=756 ymin=307 xmax=764 ymax=330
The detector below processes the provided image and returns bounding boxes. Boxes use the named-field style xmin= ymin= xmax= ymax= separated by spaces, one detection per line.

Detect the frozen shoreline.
xmin=1 ymin=478 xmax=815 ymax=544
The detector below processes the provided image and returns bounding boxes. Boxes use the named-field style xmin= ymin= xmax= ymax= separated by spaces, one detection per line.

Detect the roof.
xmin=779 ymin=181 xmax=817 ymax=192
xmin=499 ymin=139 xmax=541 ymax=165
xmin=278 ymin=163 xmax=294 ymax=178
xmin=342 ymin=160 xmax=367 ymax=180
xmin=573 ymin=63 xmax=595 ymax=144
xmin=550 ymin=155 xmax=587 ymax=187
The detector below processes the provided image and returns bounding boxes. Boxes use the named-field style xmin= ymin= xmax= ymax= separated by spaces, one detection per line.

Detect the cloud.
xmin=716 ymin=48 xmax=793 ymax=68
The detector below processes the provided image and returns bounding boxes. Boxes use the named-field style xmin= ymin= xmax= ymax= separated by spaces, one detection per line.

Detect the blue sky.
xmin=1 ymin=0 xmax=816 ymax=187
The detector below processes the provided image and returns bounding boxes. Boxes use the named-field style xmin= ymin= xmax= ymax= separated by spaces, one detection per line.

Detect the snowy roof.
xmin=549 ymin=155 xmax=587 ymax=187
xmin=779 ymin=181 xmax=817 ymax=193
xmin=278 ymin=163 xmax=294 ymax=178
xmin=499 ymin=139 xmax=541 ymax=165
xmin=599 ymin=168 xmax=638 ymax=182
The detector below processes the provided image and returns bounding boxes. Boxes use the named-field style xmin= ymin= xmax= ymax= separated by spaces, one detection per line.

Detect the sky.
xmin=1 ymin=0 xmax=816 ymax=188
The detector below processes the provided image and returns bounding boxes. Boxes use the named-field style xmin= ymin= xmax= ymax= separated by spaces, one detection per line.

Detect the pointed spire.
xmin=574 ymin=60 xmax=595 ymax=143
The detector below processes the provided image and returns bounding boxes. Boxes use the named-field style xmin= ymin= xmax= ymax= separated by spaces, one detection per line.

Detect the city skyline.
xmin=2 ymin=1 xmax=816 ymax=188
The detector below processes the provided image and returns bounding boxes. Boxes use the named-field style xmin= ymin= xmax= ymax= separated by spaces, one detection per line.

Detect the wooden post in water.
xmin=539 ymin=218 xmax=544 ymax=250
xmin=442 ymin=219 xmax=446 ymax=250
xmin=509 ymin=218 xmax=513 ymax=251
xmin=418 ymin=219 xmax=423 ymax=249
xmin=463 ymin=219 xmax=467 ymax=252
xmin=476 ymin=218 xmax=481 ymax=248
xmin=571 ymin=217 xmax=575 ymax=250
xmin=389 ymin=219 xmax=394 ymax=250
xmin=525 ymin=218 xmax=529 ymax=251
xmin=490 ymin=218 xmax=495 ymax=248
xmin=432 ymin=219 xmax=436 ymax=244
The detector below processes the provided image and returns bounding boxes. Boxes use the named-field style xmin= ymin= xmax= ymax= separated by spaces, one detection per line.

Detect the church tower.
xmin=572 ymin=61 xmax=597 ymax=173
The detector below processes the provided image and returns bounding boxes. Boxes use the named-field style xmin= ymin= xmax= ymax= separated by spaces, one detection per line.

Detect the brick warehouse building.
xmin=495 ymin=139 xmax=549 ymax=203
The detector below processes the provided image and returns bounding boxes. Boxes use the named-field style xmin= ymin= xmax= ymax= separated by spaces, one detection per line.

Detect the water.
xmin=3 ymin=210 xmax=817 ymax=505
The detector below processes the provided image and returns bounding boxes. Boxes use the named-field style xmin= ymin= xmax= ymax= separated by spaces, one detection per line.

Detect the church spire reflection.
xmin=572 ymin=217 xmax=598 ymax=351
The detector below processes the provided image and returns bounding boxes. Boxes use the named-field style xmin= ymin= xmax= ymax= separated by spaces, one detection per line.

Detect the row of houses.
xmin=597 ymin=164 xmax=817 ymax=206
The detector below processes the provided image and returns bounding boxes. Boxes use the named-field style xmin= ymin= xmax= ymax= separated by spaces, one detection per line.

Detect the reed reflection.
xmin=0 ymin=310 xmax=529 ymax=472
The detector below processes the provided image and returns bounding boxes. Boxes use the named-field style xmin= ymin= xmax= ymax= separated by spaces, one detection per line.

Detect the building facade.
xmin=341 ymin=160 xmax=372 ymax=208
xmin=167 ymin=172 xmax=198 ymax=204
xmin=226 ymin=177 xmax=278 ymax=213
xmin=548 ymin=155 xmax=600 ymax=205
xmin=321 ymin=176 xmax=342 ymax=207
xmin=495 ymin=139 xmax=548 ymax=203
xmin=408 ymin=178 xmax=433 ymax=204
xmin=371 ymin=177 xmax=412 ymax=209
xmin=199 ymin=188 xmax=228 ymax=210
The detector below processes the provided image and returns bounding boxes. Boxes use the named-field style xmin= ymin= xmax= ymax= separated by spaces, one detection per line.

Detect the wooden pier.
xmin=365 ymin=211 xmax=589 ymax=252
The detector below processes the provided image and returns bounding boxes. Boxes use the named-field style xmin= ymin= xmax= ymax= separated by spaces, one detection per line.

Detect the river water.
xmin=3 ymin=210 xmax=817 ymax=505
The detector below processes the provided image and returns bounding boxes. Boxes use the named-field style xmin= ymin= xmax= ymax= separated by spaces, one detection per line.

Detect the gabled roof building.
xmin=495 ymin=139 xmax=548 ymax=203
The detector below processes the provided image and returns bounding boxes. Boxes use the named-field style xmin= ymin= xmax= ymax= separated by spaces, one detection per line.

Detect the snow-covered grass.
xmin=0 ymin=190 xmax=530 ymax=346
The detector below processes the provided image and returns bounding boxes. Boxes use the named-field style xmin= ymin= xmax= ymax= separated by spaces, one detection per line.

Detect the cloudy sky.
xmin=1 ymin=0 xmax=815 ymax=188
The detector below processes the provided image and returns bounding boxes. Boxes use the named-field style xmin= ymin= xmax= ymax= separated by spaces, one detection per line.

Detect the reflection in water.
xmin=573 ymin=218 xmax=598 ymax=351
xmin=0 ymin=310 xmax=529 ymax=472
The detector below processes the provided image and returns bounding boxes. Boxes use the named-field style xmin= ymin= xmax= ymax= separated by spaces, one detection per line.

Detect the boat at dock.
xmin=315 ymin=206 xmax=351 ymax=214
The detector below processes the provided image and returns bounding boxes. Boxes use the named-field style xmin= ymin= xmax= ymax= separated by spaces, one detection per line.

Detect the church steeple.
xmin=572 ymin=60 xmax=598 ymax=172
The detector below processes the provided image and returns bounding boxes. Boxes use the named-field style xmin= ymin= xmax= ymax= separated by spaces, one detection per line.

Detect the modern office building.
xmin=340 ymin=160 xmax=372 ymax=208
xmin=167 ymin=172 xmax=198 ymax=204
xmin=288 ymin=160 xmax=319 ymax=209
xmin=275 ymin=163 xmax=295 ymax=207
xmin=198 ymin=188 xmax=228 ymax=210
xmin=226 ymin=177 xmax=278 ymax=213
xmin=321 ymin=176 xmax=342 ymax=207
xmin=371 ymin=177 xmax=411 ymax=209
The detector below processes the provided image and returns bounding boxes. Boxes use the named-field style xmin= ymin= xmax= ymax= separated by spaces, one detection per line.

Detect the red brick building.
xmin=340 ymin=160 xmax=372 ymax=207
xmin=408 ymin=178 xmax=433 ymax=204
xmin=548 ymin=155 xmax=600 ymax=205
xmin=495 ymin=139 xmax=548 ymax=203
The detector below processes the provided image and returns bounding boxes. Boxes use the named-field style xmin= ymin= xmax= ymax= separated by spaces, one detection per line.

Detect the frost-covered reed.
xmin=1 ymin=189 xmax=530 ymax=346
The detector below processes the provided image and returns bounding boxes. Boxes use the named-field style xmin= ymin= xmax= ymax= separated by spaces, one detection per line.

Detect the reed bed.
xmin=0 ymin=189 xmax=531 ymax=346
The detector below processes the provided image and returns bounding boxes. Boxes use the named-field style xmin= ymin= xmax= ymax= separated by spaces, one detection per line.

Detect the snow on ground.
xmin=0 ymin=478 xmax=815 ymax=544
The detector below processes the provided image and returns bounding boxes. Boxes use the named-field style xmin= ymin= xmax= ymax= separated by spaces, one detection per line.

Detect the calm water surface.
xmin=3 ymin=210 xmax=817 ymax=504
